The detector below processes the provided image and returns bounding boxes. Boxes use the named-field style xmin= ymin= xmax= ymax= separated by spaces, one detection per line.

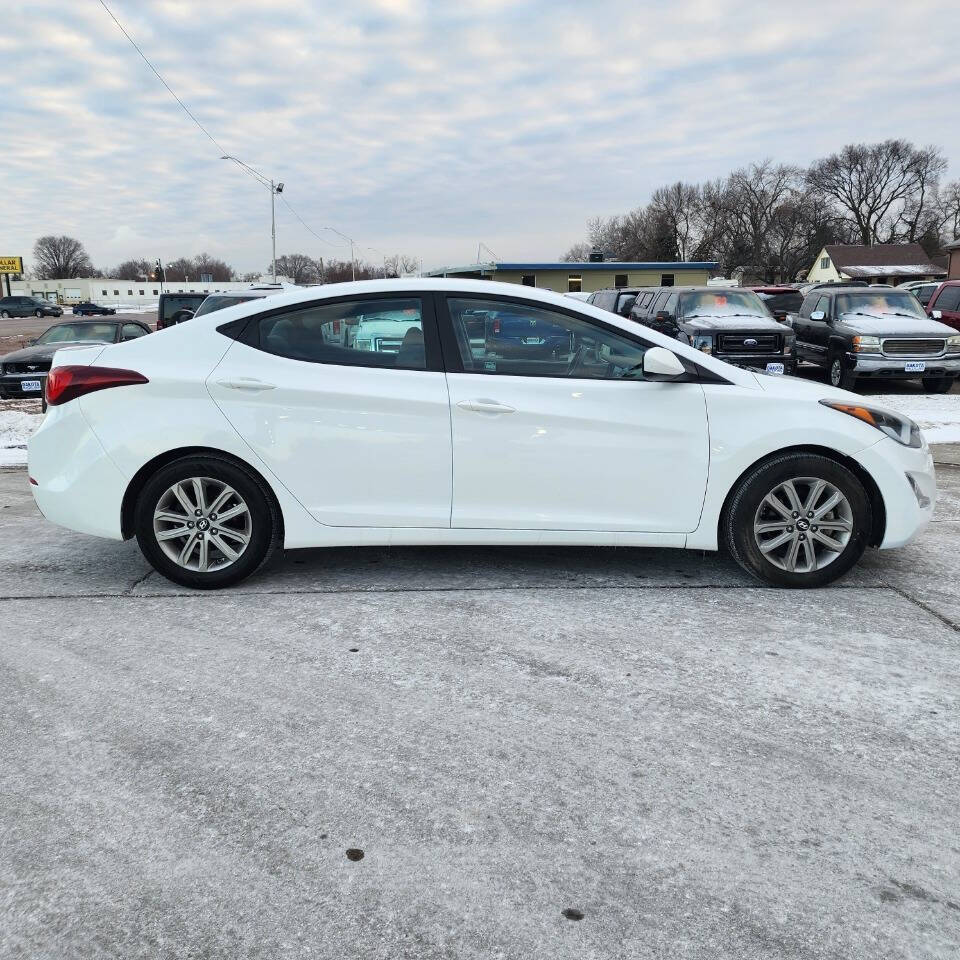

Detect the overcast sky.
xmin=4 ymin=0 xmax=960 ymax=274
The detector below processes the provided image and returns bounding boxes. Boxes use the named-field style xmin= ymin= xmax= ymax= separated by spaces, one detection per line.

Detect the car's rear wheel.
xmin=724 ymin=453 xmax=872 ymax=588
xmin=0 ymin=310 xmax=9 ymax=319
xmin=922 ymin=376 xmax=954 ymax=394
xmin=135 ymin=456 xmax=279 ymax=589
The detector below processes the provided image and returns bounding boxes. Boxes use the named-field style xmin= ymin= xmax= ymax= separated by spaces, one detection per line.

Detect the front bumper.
xmin=715 ymin=353 xmax=795 ymax=373
xmin=847 ymin=354 xmax=960 ymax=379
xmin=853 ymin=436 xmax=936 ymax=549
xmin=0 ymin=373 xmax=47 ymax=399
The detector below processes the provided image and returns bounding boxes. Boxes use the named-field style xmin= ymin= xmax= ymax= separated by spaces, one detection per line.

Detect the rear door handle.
xmin=217 ymin=378 xmax=276 ymax=392
xmin=457 ymin=399 xmax=516 ymax=414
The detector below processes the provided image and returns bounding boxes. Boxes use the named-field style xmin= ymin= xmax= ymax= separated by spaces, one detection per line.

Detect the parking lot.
xmin=2 ymin=447 xmax=959 ymax=958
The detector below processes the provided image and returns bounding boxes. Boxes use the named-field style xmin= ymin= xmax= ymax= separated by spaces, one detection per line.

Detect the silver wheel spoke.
xmin=753 ymin=475 xmax=854 ymax=575
xmin=759 ymin=530 xmax=794 ymax=554
xmin=153 ymin=476 xmax=252 ymax=573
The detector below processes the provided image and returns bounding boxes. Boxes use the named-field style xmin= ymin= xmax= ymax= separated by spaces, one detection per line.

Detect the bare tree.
xmin=274 ymin=253 xmax=322 ymax=284
xmin=648 ymin=182 xmax=702 ymax=260
xmin=937 ymin=180 xmax=960 ymax=244
xmin=192 ymin=253 xmax=235 ymax=282
xmin=111 ymin=258 xmax=152 ymax=281
xmin=807 ymin=140 xmax=946 ymax=245
xmin=32 ymin=235 xmax=93 ymax=279
xmin=383 ymin=254 xmax=420 ymax=278
xmin=560 ymin=242 xmax=594 ymax=262
xmin=165 ymin=257 xmax=194 ymax=282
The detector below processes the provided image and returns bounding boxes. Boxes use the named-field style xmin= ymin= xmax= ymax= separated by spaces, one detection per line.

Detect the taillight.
xmin=492 ymin=318 xmax=501 ymax=334
xmin=45 ymin=365 xmax=148 ymax=407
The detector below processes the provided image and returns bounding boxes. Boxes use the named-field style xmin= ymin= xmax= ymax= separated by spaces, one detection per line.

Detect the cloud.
xmin=1 ymin=0 xmax=958 ymax=273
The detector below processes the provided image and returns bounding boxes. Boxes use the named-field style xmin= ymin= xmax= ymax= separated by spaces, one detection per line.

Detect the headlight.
xmin=820 ymin=400 xmax=923 ymax=448
xmin=692 ymin=335 xmax=713 ymax=354
xmin=947 ymin=335 xmax=960 ymax=353
xmin=852 ymin=336 xmax=882 ymax=353
xmin=355 ymin=338 xmax=372 ymax=350
xmin=783 ymin=336 xmax=795 ymax=355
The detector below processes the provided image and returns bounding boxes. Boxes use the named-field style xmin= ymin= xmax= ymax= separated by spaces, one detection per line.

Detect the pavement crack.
xmin=880 ymin=580 xmax=960 ymax=634
xmin=125 ymin=569 xmax=155 ymax=595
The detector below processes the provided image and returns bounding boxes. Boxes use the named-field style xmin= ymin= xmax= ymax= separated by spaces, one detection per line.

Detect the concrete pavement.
xmin=1 ymin=466 xmax=958 ymax=958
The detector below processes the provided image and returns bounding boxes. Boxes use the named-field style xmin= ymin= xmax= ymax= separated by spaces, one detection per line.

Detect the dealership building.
xmin=425 ymin=260 xmax=718 ymax=293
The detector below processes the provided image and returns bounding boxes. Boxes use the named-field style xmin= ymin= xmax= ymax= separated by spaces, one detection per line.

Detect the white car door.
xmin=208 ymin=294 xmax=452 ymax=527
xmin=440 ymin=295 xmax=710 ymax=533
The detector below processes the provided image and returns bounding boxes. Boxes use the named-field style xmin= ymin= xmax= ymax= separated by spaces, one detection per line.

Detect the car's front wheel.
xmin=724 ymin=453 xmax=872 ymax=588
xmin=34 ymin=310 xmax=43 ymax=318
xmin=135 ymin=455 xmax=279 ymax=589
xmin=829 ymin=353 xmax=857 ymax=391
xmin=0 ymin=310 xmax=9 ymax=319
xmin=922 ymin=376 xmax=954 ymax=394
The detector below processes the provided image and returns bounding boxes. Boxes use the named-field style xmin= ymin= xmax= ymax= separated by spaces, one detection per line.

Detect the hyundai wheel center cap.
xmin=796 ymin=518 xmax=810 ymax=531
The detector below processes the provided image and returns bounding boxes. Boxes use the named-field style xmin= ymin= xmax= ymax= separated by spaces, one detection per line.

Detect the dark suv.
xmin=0 ymin=296 xmax=63 ymax=319
xmin=790 ymin=286 xmax=960 ymax=392
xmin=588 ymin=288 xmax=643 ymax=317
xmin=629 ymin=286 xmax=796 ymax=374
xmin=925 ymin=281 xmax=960 ymax=333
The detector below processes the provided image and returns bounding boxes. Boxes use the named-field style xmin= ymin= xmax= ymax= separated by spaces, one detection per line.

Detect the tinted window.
xmin=37 ymin=323 xmax=117 ymax=344
xmin=446 ymin=297 xmax=649 ymax=380
xmin=934 ymin=286 xmax=960 ymax=311
xmin=835 ymin=291 xmax=926 ymax=319
xmin=194 ymin=295 xmax=263 ymax=317
xmin=756 ymin=291 xmax=803 ymax=314
xmin=160 ymin=295 xmax=205 ymax=323
xmin=258 ymin=298 xmax=426 ymax=370
xmin=617 ymin=293 xmax=638 ymax=314
xmin=121 ymin=323 xmax=147 ymax=341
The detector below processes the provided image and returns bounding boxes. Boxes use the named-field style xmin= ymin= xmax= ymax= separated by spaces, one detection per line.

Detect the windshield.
xmin=836 ymin=292 xmax=927 ymax=319
xmin=37 ymin=323 xmax=116 ymax=344
xmin=194 ymin=295 xmax=262 ymax=317
xmin=679 ymin=290 xmax=771 ymax=318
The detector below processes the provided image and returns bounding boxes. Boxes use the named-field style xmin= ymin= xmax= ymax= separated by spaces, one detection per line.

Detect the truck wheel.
xmin=829 ymin=352 xmax=857 ymax=391
xmin=922 ymin=376 xmax=954 ymax=394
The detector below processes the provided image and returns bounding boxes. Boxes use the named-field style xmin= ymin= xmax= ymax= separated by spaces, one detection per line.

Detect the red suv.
xmin=927 ymin=281 xmax=960 ymax=332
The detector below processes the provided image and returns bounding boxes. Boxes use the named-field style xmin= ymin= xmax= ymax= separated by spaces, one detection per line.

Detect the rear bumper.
xmin=28 ymin=401 xmax=126 ymax=540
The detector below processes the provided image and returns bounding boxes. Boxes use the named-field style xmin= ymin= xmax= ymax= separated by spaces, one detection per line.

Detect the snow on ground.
xmin=872 ymin=393 xmax=960 ymax=444
xmin=0 ymin=392 xmax=957 ymax=467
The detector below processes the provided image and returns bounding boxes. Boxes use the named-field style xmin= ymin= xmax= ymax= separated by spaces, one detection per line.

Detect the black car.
xmin=0 ymin=296 xmax=63 ymax=319
xmin=789 ymin=286 xmax=960 ymax=392
xmin=588 ymin=287 xmax=643 ymax=317
xmin=72 ymin=301 xmax=117 ymax=316
xmin=0 ymin=318 xmax=152 ymax=406
xmin=629 ymin=286 xmax=796 ymax=375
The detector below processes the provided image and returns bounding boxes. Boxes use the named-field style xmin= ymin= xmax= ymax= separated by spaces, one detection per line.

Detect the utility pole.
xmin=270 ymin=179 xmax=277 ymax=283
xmin=350 ymin=238 xmax=356 ymax=281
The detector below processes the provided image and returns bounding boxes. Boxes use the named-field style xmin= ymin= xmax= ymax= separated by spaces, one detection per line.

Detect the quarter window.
xmin=257 ymin=297 xmax=427 ymax=370
xmin=445 ymin=297 xmax=650 ymax=380
xmin=121 ymin=323 xmax=147 ymax=341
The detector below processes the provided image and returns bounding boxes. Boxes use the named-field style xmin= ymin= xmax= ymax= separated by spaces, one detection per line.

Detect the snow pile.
xmin=873 ymin=394 xmax=960 ymax=444
xmin=0 ymin=410 xmax=43 ymax=466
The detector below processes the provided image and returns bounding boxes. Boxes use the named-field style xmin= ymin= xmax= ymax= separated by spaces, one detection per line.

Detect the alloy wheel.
xmin=753 ymin=476 xmax=853 ymax=573
xmin=830 ymin=359 xmax=842 ymax=386
xmin=153 ymin=476 xmax=252 ymax=572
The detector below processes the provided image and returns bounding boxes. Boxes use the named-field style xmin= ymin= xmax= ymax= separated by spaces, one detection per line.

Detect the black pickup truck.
xmin=628 ymin=286 xmax=796 ymax=375
xmin=788 ymin=286 xmax=960 ymax=393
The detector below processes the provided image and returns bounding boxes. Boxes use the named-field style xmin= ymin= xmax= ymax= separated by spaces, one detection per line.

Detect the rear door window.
xmin=934 ymin=286 xmax=960 ymax=311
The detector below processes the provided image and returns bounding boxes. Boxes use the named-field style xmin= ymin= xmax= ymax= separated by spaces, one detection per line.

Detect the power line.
xmin=97 ymin=0 xmax=375 ymax=264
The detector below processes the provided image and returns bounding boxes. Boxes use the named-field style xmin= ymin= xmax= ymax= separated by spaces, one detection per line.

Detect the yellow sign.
xmin=0 ymin=256 xmax=23 ymax=274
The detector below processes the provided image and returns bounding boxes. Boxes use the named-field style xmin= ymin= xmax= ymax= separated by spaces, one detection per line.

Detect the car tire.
xmin=724 ymin=452 xmax=872 ymax=588
xmin=922 ymin=376 xmax=954 ymax=394
xmin=828 ymin=351 xmax=857 ymax=391
xmin=35 ymin=310 xmax=43 ymax=318
xmin=135 ymin=455 xmax=280 ymax=589
xmin=41 ymin=396 xmax=47 ymax=413
xmin=0 ymin=310 xmax=9 ymax=319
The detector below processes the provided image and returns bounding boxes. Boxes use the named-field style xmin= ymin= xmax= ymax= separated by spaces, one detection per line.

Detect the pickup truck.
xmin=788 ymin=286 xmax=960 ymax=392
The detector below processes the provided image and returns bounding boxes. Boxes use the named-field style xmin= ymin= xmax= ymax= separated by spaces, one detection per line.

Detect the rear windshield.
xmin=194 ymin=295 xmax=262 ymax=317
xmin=37 ymin=323 xmax=116 ymax=344
xmin=159 ymin=295 xmax=206 ymax=322
xmin=756 ymin=291 xmax=803 ymax=314
xmin=678 ymin=290 xmax=770 ymax=318
xmin=835 ymin=291 xmax=927 ymax=319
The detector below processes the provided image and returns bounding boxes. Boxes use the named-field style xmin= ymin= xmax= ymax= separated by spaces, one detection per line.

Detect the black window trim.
xmin=217 ymin=291 xmax=444 ymax=373
xmin=434 ymin=291 xmax=727 ymax=384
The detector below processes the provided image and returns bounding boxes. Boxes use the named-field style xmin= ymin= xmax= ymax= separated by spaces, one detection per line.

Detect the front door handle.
xmin=217 ymin=378 xmax=277 ymax=392
xmin=457 ymin=399 xmax=516 ymax=414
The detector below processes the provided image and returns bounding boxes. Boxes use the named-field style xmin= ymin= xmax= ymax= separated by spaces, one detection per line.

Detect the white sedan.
xmin=28 ymin=278 xmax=935 ymax=589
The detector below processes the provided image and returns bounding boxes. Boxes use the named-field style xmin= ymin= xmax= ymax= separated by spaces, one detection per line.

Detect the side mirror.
xmin=27 ymin=338 xmax=37 ymax=346
xmin=643 ymin=346 xmax=686 ymax=381
xmin=810 ymin=310 xmax=826 ymax=321
xmin=932 ymin=309 xmax=943 ymax=320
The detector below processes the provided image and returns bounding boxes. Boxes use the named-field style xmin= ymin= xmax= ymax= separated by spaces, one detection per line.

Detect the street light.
xmin=221 ymin=155 xmax=284 ymax=283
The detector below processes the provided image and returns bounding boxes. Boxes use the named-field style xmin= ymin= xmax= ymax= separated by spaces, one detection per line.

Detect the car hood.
xmin=751 ymin=368 xmax=910 ymax=418
xmin=681 ymin=315 xmax=789 ymax=332
xmin=836 ymin=312 xmax=956 ymax=337
xmin=1 ymin=340 xmax=112 ymax=364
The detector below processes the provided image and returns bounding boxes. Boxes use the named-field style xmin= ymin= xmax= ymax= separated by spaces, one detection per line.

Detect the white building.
xmin=9 ymin=276 xmax=294 ymax=308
